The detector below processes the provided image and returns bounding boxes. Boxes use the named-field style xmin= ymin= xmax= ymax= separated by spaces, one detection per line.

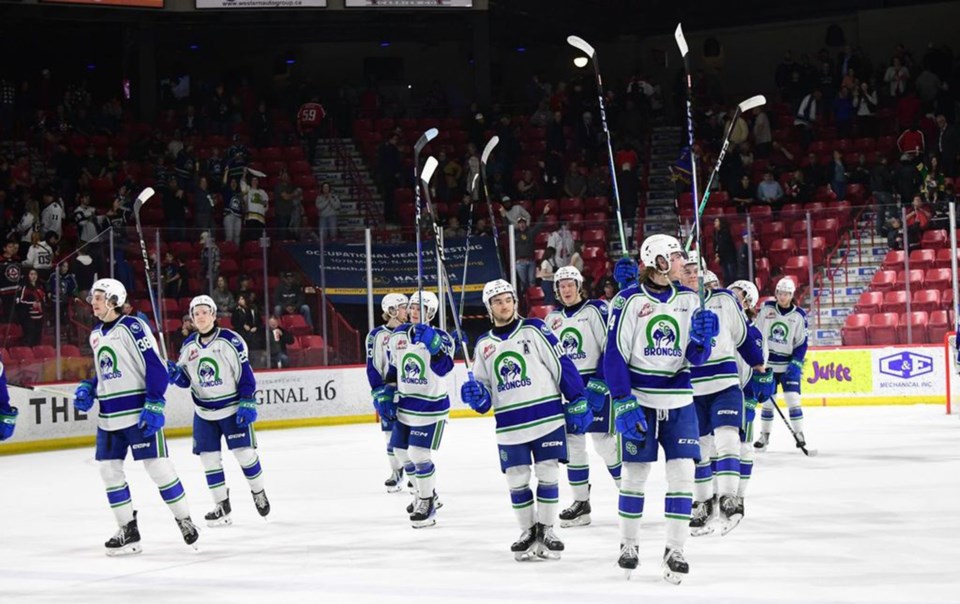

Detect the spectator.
xmin=870 ymin=153 xmax=896 ymax=235
xmin=538 ymin=246 xmax=558 ymax=307
xmin=273 ymin=271 xmax=313 ymax=330
xmin=267 ymin=315 xmax=295 ymax=368
xmin=516 ymin=168 xmax=541 ymax=200
xmin=241 ymin=172 xmax=268 ymax=242
xmin=274 ymin=169 xmax=296 ymax=238
xmin=802 ymin=152 xmax=827 ymax=188
xmin=562 ymin=161 xmax=587 ymax=198
xmin=725 ymin=106 xmax=750 ymax=148
xmin=904 ymin=194 xmax=931 ymax=245
xmin=47 ymin=261 xmax=78 ymax=325
xmin=121 ymin=300 xmax=151 ymax=326
xmin=17 ymin=268 xmax=44 ymax=346
xmin=731 ymin=173 xmax=755 ymax=213
xmin=756 ymin=171 xmax=785 ymax=209
xmin=850 ymin=153 xmax=871 ymax=186
xmin=886 ymin=216 xmax=905 ymax=250
xmin=0 ymin=240 xmax=21 ymax=319
xmin=439 ymin=150 xmax=462 ymax=202
xmin=852 ymin=81 xmax=878 ymax=136
xmin=920 ymin=155 xmax=945 ymax=203
xmin=162 ymin=252 xmax=187 ymax=299
xmin=895 ymin=156 xmax=921 ymax=205
xmin=897 ymin=121 xmax=925 ymax=159
xmin=15 ymin=198 xmax=39 ymax=258
xmin=508 ymin=206 xmax=548 ymax=295
xmin=199 ymin=231 xmax=219 ymax=287
xmin=569 ymin=240 xmax=584 ymax=274
xmin=232 ymin=293 xmax=263 ymax=353
xmin=785 ymin=169 xmax=813 ymax=205
xmin=587 ymin=165 xmax=612 ymax=198
xmin=174 ymin=144 xmax=196 ymax=189
xmin=194 ymin=175 xmax=216 ymax=231
xmin=443 ymin=216 xmax=466 ymax=239
xmin=752 ymin=106 xmax=772 ymax=158
xmin=793 ymin=88 xmax=822 ymax=148
xmin=829 ymin=150 xmax=848 ymax=200
xmin=40 ymin=189 xmax=63 ymax=238
xmin=211 ymin=275 xmax=236 ymax=318
xmin=170 ymin=314 xmax=194 ymax=354
xmin=223 ymin=177 xmax=244 ymax=245
xmin=546 ymin=221 xmax=575 ymax=267
xmin=315 ymin=181 xmax=341 ymax=242
xmin=377 ymin=134 xmax=401 ymax=222
xmin=884 ymin=56 xmax=910 ymax=98
xmin=206 ymin=147 xmax=225 ymax=193
xmin=832 ymin=86 xmax=854 ymax=138
xmin=736 ymin=231 xmax=752 ymax=282
xmin=237 ymin=275 xmax=257 ymax=308
xmin=162 ymin=176 xmax=186 ymax=241
xmin=24 ymin=231 xmax=55 ymax=279
xmin=712 ymin=217 xmax=737 ymax=284
xmin=935 ymin=114 xmax=958 ymax=178
xmin=576 ymin=111 xmax=601 ymax=163
xmin=250 ymin=100 xmax=271 ymax=148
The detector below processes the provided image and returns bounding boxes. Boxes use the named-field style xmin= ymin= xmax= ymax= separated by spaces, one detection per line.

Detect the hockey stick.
xmin=479 ymin=136 xmax=505 ymax=279
xmin=421 ymin=156 xmax=473 ymax=370
xmin=459 ymin=173 xmax=480 ymax=326
xmin=769 ymin=397 xmax=818 ymax=456
xmin=246 ymin=168 xmax=267 ymax=178
xmin=675 ymin=24 xmax=706 ymax=309
xmin=131 ymin=187 xmax=169 ymax=362
xmin=683 ymin=94 xmax=766 ymax=251
xmin=568 ymin=35 xmax=628 ymax=256
xmin=413 ymin=128 xmax=440 ymax=322
xmin=9 ymin=383 xmax=76 ymax=397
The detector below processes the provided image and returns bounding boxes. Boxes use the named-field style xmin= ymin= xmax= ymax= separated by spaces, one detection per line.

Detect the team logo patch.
xmin=559 ymin=328 xmax=586 ymax=360
xmin=539 ymin=324 xmax=552 ymax=337
xmin=4 ymin=264 xmax=21 ymax=283
xmin=494 ymin=352 xmax=531 ymax=393
xmin=638 ymin=302 xmax=654 ymax=318
xmin=197 ymin=358 xmax=223 ymax=387
xmin=643 ymin=315 xmax=683 ymax=358
xmin=231 ymin=337 xmax=242 ymax=348
xmin=188 ymin=348 xmax=199 ymax=362
xmin=550 ymin=317 xmax=563 ymax=331
xmin=482 ymin=343 xmax=496 ymax=360
xmin=91 ymin=335 xmax=100 ymax=348
xmin=97 ymin=347 xmax=122 ymax=380
xmin=625 ymin=441 xmax=638 ymax=455
xmin=612 ymin=296 xmax=626 ymax=310
xmin=769 ymin=321 xmax=790 ymax=345
xmin=130 ymin=321 xmax=142 ymax=333
xmin=400 ymin=353 xmax=427 ymax=385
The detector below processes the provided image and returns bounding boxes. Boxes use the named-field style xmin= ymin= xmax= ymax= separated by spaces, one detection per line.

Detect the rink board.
xmin=0 ymin=342 xmax=948 ymax=455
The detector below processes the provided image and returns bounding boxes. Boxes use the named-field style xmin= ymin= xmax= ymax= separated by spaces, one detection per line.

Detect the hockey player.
xmin=754 ymin=277 xmax=809 ymax=451
xmin=382 ymin=290 xmax=452 ymax=528
xmin=544 ymin=266 xmax=619 ymax=528
xmin=460 ymin=279 xmax=590 ymax=561
xmin=686 ymin=268 xmax=766 ymax=538
xmin=72 ymin=278 xmax=199 ymax=555
xmin=0 ymin=359 xmax=16 ymax=441
xmin=167 ymin=295 xmax=269 ymax=527
xmin=603 ymin=234 xmax=719 ymax=583
xmin=729 ymin=280 xmax=774 ymax=516
xmin=366 ymin=292 xmax=410 ymax=492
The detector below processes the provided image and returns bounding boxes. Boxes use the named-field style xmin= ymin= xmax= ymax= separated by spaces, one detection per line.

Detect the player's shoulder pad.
xmin=217 ymin=328 xmax=247 ymax=349
xmin=674 ymin=284 xmax=699 ymax=296
xmin=586 ymin=299 xmax=609 ymax=315
xmin=610 ymin=284 xmax=640 ymax=311
xmin=118 ymin=315 xmax=150 ymax=339
xmin=711 ymin=288 xmax=741 ymax=306
xmin=792 ymin=305 xmax=808 ymax=318
xmin=762 ymin=300 xmax=777 ymax=309
xmin=367 ymin=325 xmax=386 ymax=338
xmin=521 ymin=317 xmax=547 ymax=332
xmin=182 ymin=331 xmax=199 ymax=346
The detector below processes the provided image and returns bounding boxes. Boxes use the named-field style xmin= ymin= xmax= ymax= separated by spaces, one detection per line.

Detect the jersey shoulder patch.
xmin=118 ymin=315 xmax=150 ymax=339
xmin=218 ymin=328 xmax=247 ymax=350
xmin=587 ymin=299 xmax=609 ymax=316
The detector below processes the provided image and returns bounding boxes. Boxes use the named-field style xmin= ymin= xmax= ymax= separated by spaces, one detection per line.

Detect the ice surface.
xmin=2 ymin=405 xmax=958 ymax=604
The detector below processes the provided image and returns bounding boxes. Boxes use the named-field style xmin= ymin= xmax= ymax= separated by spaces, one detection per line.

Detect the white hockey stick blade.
xmin=674 ymin=23 xmax=689 ymax=57
xmin=133 ymin=186 xmax=155 ymax=213
xmin=470 ymin=173 xmax=479 ymax=192
xmin=247 ymin=168 xmax=267 ymax=178
xmin=420 ymin=156 xmax=439 ymax=185
xmin=481 ymin=136 xmax=500 ymax=165
xmin=738 ymin=95 xmax=766 ymax=112
xmin=802 ymin=448 xmax=819 ymax=457
xmin=415 ymin=128 xmax=439 ymax=154
xmin=566 ymin=35 xmax=595 ymax=58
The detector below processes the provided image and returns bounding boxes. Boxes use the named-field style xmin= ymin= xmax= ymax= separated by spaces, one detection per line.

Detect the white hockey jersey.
xmin=756 ymin=301 xmax=809 ymax=373
xmin=545 ymin=299 xmax=608 ymax=381
xmin=365 ymin=324 xmax=395 ymax=390
xmin=387 ymin=324 xmax=454 ymax=427
xmin=90 ymin=315 xmax=167 ymax=431
xmin=738 ymin=320 xmax=767 ymax=395
xmin=473 ymin=318 xmax=585 ymax=445
xmin=603 ymin=282 xmax=700 ymax=410
xmin=176 ymin=328 xmax=257 ymax=421
xmin=691 ymin=289 xmax=753 ymax=396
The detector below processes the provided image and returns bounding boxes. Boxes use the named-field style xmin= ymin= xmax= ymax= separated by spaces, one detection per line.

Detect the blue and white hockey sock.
xmin=593 ymin=432 xmax=622 ymax=488
xmin=566 ymin=433 xmax=590 ymax=501
xmin=384 ymin=431 xmax=402 ymax=471
xmin=408 ymin=446 xmax=436 ymax=499
xmin=235 ymin=447 xmax=266 ymax=494
xmin=99 ymin=460 xmax=135 ymax=526
xmin=760 ymin=399 xmax=775 ymax=435
xmin=143 ymin=458 xmax=190 ymax=519
xmin=714 ymin=427 xmax=741 ymax=497
xmin=738 ymin=443 xmax=754 ymax=498
xmin=200 ymin=451 xmax=228 ymax=503
xmin=618 ymin=462 xmax=650 ymax=545
xmin=785 ymin=392 xmax=804 ymax=434
xmin=664 ymin=459 xmax=694 ymax=550
xmin=505 ymin=466 xmax=535 ymax=529
xmin=694 ymin=434 xmax=715 ymax=503
xmin=534 ymin=461 xmax=560 ymax=527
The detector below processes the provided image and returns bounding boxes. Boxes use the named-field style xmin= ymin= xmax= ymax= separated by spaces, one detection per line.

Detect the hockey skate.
xmin=534 ymin=523 xmax=564 ymax=560
xmin=252 ymin=489 xmax=271 ymax=518
xmin=689 ymin=496 xmax=716 ymax=537
xmin=409 ymin=495 xmax=437 ymax=529
xmin=662 ymin=547 xmax=689 ymax=585
xmin=384 ymin=468 xmax=404 ymax=493
xmin=617 ymin=542 xmax=639 ymax=579
xmin=176 ymin=516 xmax=200 ymax=550
xmin=205 ymin=492 xmax=232 ymax=527
xmin=718 ymin=494 xmax=744 ymax=536
xmin=105 ymin=511 xmax=142 ymax=557
xmin=753 ymin=432 xmax=770 ymax=451
xmin=406 ymin=491 xmax=442 ymax=514
xmin=511 ymin=525 xmax=538 ymax=561
xmin=559 ymin=500 xmax=592 ymax=528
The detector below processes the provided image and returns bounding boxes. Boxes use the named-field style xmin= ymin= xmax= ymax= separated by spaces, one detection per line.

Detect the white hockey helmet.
xmin=640 ymin=234 xmax=685 ymax=274
xmin=409 ymin=290 xmax=439 ymax=323
xmin=776 ymin=277 xmax=797 ymax=296
xmin=553 ymin=265 xmax=584 ymax=298
xmin=89 ymin=278 xmax=127 ymax=309
xmin=729 ymin=280 xmax=760 ymax=309
xmin=189 ymin=295 xmax=218 ymax=318
xmin=482 ymin=279 xmax=518 ymax=318
xmin=685 ymin=249 xmax=700 ymax=268
xmin=703 ymin=270 xmax=720 ymax=289
xmin=381 ymin=292 xmax=409 ymax=318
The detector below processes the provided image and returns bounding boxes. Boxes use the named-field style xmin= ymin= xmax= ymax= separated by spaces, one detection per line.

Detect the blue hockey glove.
xmin=584 ymin=378 xmax=609 ymax=413
xmin=613 ymin=257 xmax=638 ymax=290
xmin=236 ymin=399 xmax=258 ymax=427
xmin=751 ymin=368 xmax=776 ymax=402
xmin=166 ymin=360 xmax=190 ymax=388
xmin=412 ymin=323 xmax=442 ymax=355
xmin=689 ymin=309 xmax=719 ymax=347
xmin=138 ymin=399 xmax=165 ymax=438
xmin=460 ymin=377 xmax=491 ymax=414
xmin=0 ymin=406 xmax=18 ymax=441
xmin=451 ymin=330 xmax=469 ymax=350
xmin=744 ymin=397 xmax=758 ymax=411
xmin=785 ymin=359 xmax=804 ymax=384
xmin=372 ymin=385 xmax=397 ymax=419
xmin=613 ymin=395 xmax=648 ymax=442
xmin=73 ymin=380 xmax=96 ymax=413
xmin=564 ymin=397 xmax=594 ymax=435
